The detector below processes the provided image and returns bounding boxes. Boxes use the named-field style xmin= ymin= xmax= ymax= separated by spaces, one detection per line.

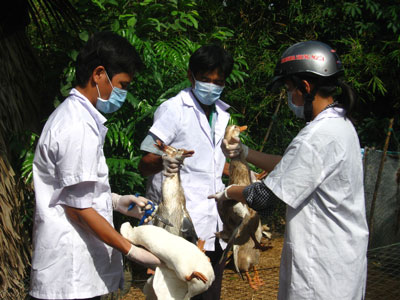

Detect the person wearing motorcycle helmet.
xmin=210 ymin=41 xmax=369 ymax=299
xmin=269 ymin=40 xmax=355 ymax=122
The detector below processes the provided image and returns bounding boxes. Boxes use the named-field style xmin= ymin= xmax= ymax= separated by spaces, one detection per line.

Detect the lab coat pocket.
xmin=31 ymin=248 xmax=59 ymax=271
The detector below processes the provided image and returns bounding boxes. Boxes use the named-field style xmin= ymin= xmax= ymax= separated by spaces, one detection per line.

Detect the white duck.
xmin=218 ymin=124 xmax=266 ymax=290
xmin=120 ymin=223 xmax=214 ymax=300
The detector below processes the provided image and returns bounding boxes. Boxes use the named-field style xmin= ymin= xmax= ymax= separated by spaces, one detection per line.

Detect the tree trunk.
xmin=0 ymin=28 xmax=44 ymax=299
xmin=0 ymin=151 xmax=31 ymax=299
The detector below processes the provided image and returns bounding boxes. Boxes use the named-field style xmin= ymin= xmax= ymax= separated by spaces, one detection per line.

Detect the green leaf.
xmin=148 ymin=18 xmax=161 ymax=32
xmin=368 ymin=76 xmax=387 ymax=95
xmin=107 ymin=0 xmax=118 ymax=6
xmin=127 ymin=16 xmax=137 ymax=28
xmin=186 ymin=14 xmax=198 ymax=29
xmin=126 ymin=92 xmax=140 ymax=108
xmin=140 ymin=0 xmax=153 ymax=6
xmin=60 ymin=83 xmax=72 ymax=97
xmin=69 ymin=50 xmax=79 ymax=61
xmin=79 ymin=31 xmax=89 ymax=42
xmin=111 ymin=20 xmax=120 ymax=32
xmin=91 ymin=0 xmax=106 ymax=10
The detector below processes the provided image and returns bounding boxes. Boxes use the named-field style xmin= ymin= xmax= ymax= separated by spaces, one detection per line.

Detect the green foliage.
xmin=22 ymin=0 xmax=400 ymax=233
xmin=19 ymin=133 xmax=39 ymax=185
xmin=58 ymin=0 xmax=250 ymax=197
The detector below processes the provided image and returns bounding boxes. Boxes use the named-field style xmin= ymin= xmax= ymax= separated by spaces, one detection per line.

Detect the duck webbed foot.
xmin=252 ymin=266 xmax=264 ymax=288
xmin=185 ymin=271 xmax=208 ymax=283
xmin=245 ymin=271 xmax=259 ymax=290
xmin=245 ymin=266 xmax=264 ymax=290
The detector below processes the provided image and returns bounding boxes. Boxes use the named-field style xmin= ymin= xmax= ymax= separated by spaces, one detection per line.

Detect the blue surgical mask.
xmin=96 ymin=72 xmax=128 ymax=114
xmin=192 ymin=76 xmax=224 ymax=106
xmin=287 ymin=91 xmax=304 ymax=119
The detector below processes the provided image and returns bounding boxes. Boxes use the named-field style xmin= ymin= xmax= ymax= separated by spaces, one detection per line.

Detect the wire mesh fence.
xmin=363 ymin=149 xmax=400 ymax=249
xmin=365 ymin=242 xmax=400 ymax=299
xmin=362 ymin=147 xmax=400 ymax=299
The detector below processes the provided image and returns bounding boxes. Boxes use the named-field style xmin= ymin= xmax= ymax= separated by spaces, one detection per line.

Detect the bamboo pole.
xmin=260 ymin=91 xmax=284 ymax=152
xmin=368 ymin=118 xmax=394 ymax=245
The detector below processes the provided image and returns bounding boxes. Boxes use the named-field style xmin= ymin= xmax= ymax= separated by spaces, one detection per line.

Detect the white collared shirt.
xmin=30 ymin=88 xmax=123 ymax=299
xmin=265 ymin=107 xmax=369 ymax=299
xmin=141 ymin=88 xmax=230 ymax=251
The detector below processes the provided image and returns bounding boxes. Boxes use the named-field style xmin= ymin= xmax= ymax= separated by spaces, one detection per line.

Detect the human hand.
xmin=112 ymin=193 xmax=153 ymax=219
xmin=161 ymin=154 xmax=184 ymax=177
xmin=208 ymin=190 xmax=228 ymax=202
xmin=208 ymin=184 xmax=238 ymax=202
xmin=125 ymin=244 xmax=162 ymax=269
xmin=221 ymin=136 xmax=249 ymax=159
xmin=139 ymin=201 xmax=158 ymax=225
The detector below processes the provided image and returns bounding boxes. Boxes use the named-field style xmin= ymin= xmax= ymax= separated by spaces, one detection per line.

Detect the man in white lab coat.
xmin=138 ymin=44 xmax=234 ymax=300
xmin=29 ymin=31 xmax=160 ymax=300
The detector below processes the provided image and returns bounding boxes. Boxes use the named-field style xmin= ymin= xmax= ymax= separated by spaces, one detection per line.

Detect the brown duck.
xmin=153 ymin=140 xmax=202 ymax=248
xmin=217 ymin=125 xmax=266 ymax=290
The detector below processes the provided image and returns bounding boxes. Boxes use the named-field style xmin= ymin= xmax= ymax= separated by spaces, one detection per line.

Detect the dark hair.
xmin=292 ymin=73 xmax=357 ymax=120
xmin=75 ymin=31 xmax=144 ymax=87
xmin=189 ymin=44 xmax=234 ymax=79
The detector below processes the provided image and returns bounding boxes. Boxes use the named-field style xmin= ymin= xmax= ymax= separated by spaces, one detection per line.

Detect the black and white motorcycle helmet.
xmin=268 ymin=41 xmax=344 ymax=121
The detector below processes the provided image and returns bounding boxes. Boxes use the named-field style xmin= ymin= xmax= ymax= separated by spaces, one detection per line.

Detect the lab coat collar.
xmin=69 ymin=88 xmax=108 ymax=126
xmin=312 ymin=106 xmax=345 ymax=123
xmin=182 ymin=88 xmax=230 ymax=146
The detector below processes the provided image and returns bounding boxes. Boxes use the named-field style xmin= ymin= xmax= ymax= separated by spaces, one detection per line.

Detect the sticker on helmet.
xmin=281 ymin=54 xmax=325 ymax=64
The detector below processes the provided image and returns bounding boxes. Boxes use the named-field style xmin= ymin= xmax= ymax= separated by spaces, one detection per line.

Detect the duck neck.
xmin=162 ymin=173 xmax=184 ymax=207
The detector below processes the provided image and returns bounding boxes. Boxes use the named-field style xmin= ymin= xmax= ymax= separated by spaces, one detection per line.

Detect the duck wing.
xmin=218 ymin=218 xmax=245 ymax=265
xmin=180 ymin=208 xmax=198 ymax=245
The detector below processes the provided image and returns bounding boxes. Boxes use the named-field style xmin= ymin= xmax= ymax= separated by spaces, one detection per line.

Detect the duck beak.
xmin=239 ymin=125 xmax=248 ymax=132
xmin=182 ymin=150 xmax=195 ymax=158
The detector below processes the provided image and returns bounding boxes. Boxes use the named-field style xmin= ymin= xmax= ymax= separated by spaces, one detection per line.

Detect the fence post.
xmin=368 ymin=118 xmax=394 ymax=245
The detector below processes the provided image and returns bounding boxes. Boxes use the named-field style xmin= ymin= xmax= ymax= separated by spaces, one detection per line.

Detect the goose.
xmin=217 ymin=124 xmax=266 ymax=290
xmin=152 ymin=140 xmax=199 ymax=246
xmin=120 ymin=223 xmax=214 ymax=300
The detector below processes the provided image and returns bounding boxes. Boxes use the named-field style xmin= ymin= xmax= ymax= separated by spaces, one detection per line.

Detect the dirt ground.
xmin=66 ymin=233 xmax=400 ymax=300
xmin=119 ymin=235 xmax=284 ymax=300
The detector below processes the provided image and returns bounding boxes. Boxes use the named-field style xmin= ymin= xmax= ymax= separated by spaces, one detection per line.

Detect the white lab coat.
xmin=142 ymin=88 xmax=230 ymax=251
xmin=29 ymin=89 xmax=123 ymax=299
xmin=265 ymin=107 xmax=369 ymax=299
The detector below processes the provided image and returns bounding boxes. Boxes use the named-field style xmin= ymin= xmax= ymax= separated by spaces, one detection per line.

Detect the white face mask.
xmin=96 ymin=71 xmax=128 ymax=114
xmin=287 ymin=91 xmax=304 ymax=119
xmin=192 ymin=75 xmax=224 ymax=106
